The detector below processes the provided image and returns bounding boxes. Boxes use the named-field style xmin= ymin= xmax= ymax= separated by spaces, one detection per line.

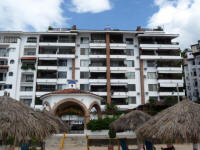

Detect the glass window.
xmin=126 ymin=38 xmax=134 ymax=44
xmin=128 ymin=84 xmax=136 ymax=91
xmin=4 ymin=36 xmax=17 ymax=43
xmin=0 ymin=48 xmax=8 ymax=57
xmin=148 ymin=84 xmax=158 ymax=91
xmin=58 ymin=72 xmax=67 ymax=78
xmin=126 ymin=72 xmax=135 ymax=79
xmin=80 ymin=60 xmax=89 ymax=67
xmin=57 ymin=84 xmax=66 ymax=90
xmin=147 ymin=61 xmax=156 ymax=67
xmin=127 ymin=97 xmax=136 ymax=104
xmin=58 ymin=59 xmax=67 ymax=66
xmin=4 ymin=84 xmax=12 ymax=89
xmin=80 ymin=84 xmax=89 ymax=91
xmin=81 ymin=37 xmax=89 ymax=44
xmin=26 ymin=75 xmax=33 ymax=82
xmin=20 ymin=99 xmax=32 ymax=106
xmin=9 ymin=72 xmax=13 ymax=76
xmin=80 ymin=48 xmax=89 ymax=55
xmin=80 ymin=72 xmax=89 ymax=79
xmin=125 ymin=60 xmax=134 ymax=67
xmin=27 ymin=37 xmax=37 ymax=43
xmin=10 ymin=60 xmax=14 ymax=64
xmin=147 ymin=72 xmax=157 ymax=79
xmin=126 ymin=49 xmax=134 ymax=56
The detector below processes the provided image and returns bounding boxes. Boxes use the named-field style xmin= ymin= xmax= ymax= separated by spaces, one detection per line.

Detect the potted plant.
xmin=108 ymin=129 xmax=116 ymax=150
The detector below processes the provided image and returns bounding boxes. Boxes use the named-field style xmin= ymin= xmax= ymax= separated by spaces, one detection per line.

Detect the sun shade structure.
xmin=136 ymin=100 xmax=200 ymax=143
xmin=36 ymin=110 xmax=70 ymax=133
xmin=0 ymin=94 xmax=67 ymax=144
xmin=110 ymin=110 xmax=151 ymax=132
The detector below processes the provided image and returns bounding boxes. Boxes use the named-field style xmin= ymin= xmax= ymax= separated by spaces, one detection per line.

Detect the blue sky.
xmin=63 ymin=0 xmax=157 ymax=30
xmin=0 ymin=0 xmax=200 ymax=49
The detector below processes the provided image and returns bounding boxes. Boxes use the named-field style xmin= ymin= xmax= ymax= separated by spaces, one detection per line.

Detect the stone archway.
xmin=89 ymin=101 xmax=102 ymax=119
xmin=52 ymin=98 xmax=90 ymax=130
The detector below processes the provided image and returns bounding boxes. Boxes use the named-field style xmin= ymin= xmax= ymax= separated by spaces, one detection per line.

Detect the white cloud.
xmin=0 ymin=0 xmax=66 ymax=31
xmin=70 ymin=0 xmax=112 ymax=13
xmin=148 ymin=0 xmax=200 ymax=49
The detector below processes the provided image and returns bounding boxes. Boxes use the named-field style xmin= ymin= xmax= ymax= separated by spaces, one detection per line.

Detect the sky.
xmin=0 ymin=0 xmax=200 ymax=49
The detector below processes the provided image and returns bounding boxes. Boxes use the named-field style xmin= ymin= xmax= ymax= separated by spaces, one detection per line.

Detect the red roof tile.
xmin=40 ymin=89 xmax=102 ymax=99
xmin=21 ymin=57 xmax=37 ymax=60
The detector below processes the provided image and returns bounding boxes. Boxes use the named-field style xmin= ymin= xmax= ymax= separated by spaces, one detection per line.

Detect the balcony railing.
xmin=90 ymin=40 xmax=106 ymax=43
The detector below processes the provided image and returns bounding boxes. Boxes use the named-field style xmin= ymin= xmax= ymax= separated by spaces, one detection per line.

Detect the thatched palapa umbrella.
xmin=0 ymin=94 xmax=69 ymax=145
xmin=136 ymin=100 xmax=200 ymax=144
xmin=110 ymin=110 xmax=151 ymax=132
xmin=37 ymin=110 xmax=70 ymax=133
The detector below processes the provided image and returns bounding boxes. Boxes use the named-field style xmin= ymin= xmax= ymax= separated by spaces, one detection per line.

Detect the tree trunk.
xmin=193 ymin=143 xmax=198 ymax=150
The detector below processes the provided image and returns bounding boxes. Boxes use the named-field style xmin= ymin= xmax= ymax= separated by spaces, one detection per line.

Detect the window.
xmin=147 ymin=72 xmax=157 ymax=79
xmin=80 ymin=84 xmax=89 ymax=91
xmin=81 ymin=37 xmax=89 ymax=44
xmin=24 ymin=48 xmax=36 ymax=56
xmin=57 ymin=84 xmax=66 ymax=90
xmin=126 ymin=72 xmax=135 ymax=79
xmin=125 ymin=60 xmax=134 ymax=67
xmin=27 ymin=37 xmax=37 ymax=43
xmin=147 ymin=61 xmax=156 ymax=67
xmin=148 ymin=84 xmax=158 ymax=91
xmin=80 ymin=48 xmax=89 ymax=55
xmin=10 ymin=60 xmax=14 ymax=64
xmin=4 ymin=36 xmax=17 ymax=43
xmin=128 ymin=84 xmax=136 ymax=91
xmin=4 ymin=84 xmax=12 ymax=89
xmin=126 ymin=49 xmax=134 ymax=56
xmin=80 ymin=72 xmax=89 ymax=79
xmin=80 ymin=60 xmax=89 ymax=67
xmin=20 ymin=99 xmax=32 ymax=106
xmin=58 ymin=72 xmax=67 ymax=78
xmin=25 ymin=75 xmax=33 ymax=82
xmin=9 ymin=72 xmax=13 ymax=76
xmin=127 ymin=97 xmax=136 ymax=104
xmin=126 ymin=38 xmax=134 ymax=44
xmin=0 ymin=48 xmax=8 ymax=57
xmin=58 ymin=59 xmax=67 ymax=66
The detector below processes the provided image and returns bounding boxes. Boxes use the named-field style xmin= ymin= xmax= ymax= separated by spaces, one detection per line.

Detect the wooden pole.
xmin=117 ymin=139 xmax=120 ymax=150
xmin=86 ymin=134 xmax=90 ymax=150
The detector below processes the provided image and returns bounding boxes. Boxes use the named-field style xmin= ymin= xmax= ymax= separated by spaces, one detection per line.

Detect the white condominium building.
xmin=0 ymin=26 xmax=184 ymax=110
xmin=184 ymin=41 xmax=200 ymax=101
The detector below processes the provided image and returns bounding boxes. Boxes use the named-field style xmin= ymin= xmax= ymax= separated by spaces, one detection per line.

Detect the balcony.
xmin=89 ymin=42 xmax=106 ymax=49
xmin=89 ymin=79 xmax=107 ymax=85
xmin=140 ymin=55 xmax=182 ymax=60
xmin=37 ymin=78 xmax=57 ymax=83
xmin=110 ymin=43 xmax=126 ymax=49
xmin=92 ymin=92 xmax=107 ymax=96
xmin=159 ymin=92 xmax=185 ymax=96
xmin=140 ymin=43 xmax=179 ymax=50
xmin=111 ymin=92 xmax=128 ymax=98
xmin=111 ymin=79 xmax=128 ymax=84
xmin=158 ymin=79 xmax=184 ymax=87
xmin=39 ymin=35 xmax=75 ymax=47
xmin=157 ymin=67 xmax=182 ymax=74
xmin=89 ymin=67 xmax=106 ymax=72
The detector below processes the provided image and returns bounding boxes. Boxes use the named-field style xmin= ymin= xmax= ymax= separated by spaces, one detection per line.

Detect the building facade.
xmin=184 ymin=41 xmax=200 ymax=101
xmin=0 ymin=26 xmax=184 ymax=110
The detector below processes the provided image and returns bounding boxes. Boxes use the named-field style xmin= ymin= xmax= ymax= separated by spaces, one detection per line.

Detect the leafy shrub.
xmin=87 ymin=117 xmax=117 ymax=131
xmin=108 ymin=129 xmax=116 ymax=139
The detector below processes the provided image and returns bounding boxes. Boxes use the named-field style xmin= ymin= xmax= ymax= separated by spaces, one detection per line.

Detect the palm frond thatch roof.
xmin=0 ymin=95 xmax=66 ymax=143
xmin=110 ymin=110 xmax=151 ymax=132
xmin=37 ymin=110 xmax=70 ymax=133
xmin=136 ymin=100 xmax=200 ymax=143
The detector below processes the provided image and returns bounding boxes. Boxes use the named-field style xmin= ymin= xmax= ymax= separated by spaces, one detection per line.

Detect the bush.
xmin=105 ymin=103 xmax=121 ymax=115
xmin=87 ymin=117 xmax=117 ymax=131
xmin=108 ymin=129 xmax=116 ymax=139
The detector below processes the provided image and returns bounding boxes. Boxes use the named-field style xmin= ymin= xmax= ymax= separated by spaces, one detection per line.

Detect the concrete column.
xmin=106 ymin=33 xmax=111 ymax=104
xmin=84 ymin=114 xmax=90 ymax=130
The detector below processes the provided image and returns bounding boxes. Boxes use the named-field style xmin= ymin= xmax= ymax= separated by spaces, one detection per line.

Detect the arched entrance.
xmin=89 ymin=102 xmax=102 ymax=120
xmin=52 ymin=98 xmax=90 ymax=133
